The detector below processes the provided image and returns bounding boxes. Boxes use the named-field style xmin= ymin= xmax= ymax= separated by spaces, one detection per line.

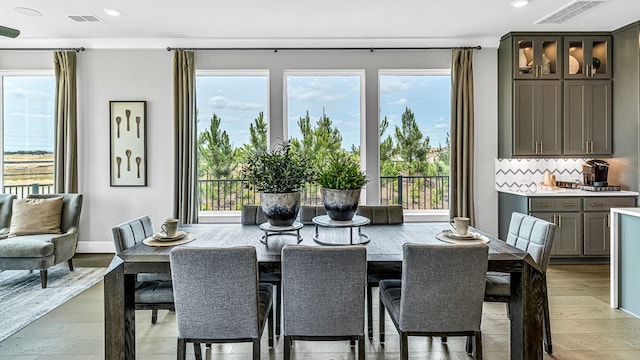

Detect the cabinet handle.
xmin=558 ymin=214 xmax=562 ymax=228
xmin=540 ymin=141 xmax=543 ymax=154
xmin=561 ymin=203 xmax=577 ymax=207
xmin=590 ymin=203 xmax=605 ymax=207
xmin=535 ymin=141 xmax=539 ymax=154
xmin=591 ymin=141 xmax=594 ymax=154
xmin=536 ymin=202 xmax=552 ymax=207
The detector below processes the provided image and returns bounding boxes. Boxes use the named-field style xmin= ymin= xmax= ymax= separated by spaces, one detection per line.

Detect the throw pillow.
xmin=9 ymin=197 xmax=64 ymax=236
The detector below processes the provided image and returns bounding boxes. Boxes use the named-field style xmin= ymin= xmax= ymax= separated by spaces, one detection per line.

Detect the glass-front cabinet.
xmin=563 ymin=36 xmax=612 ymax=79
xmin=513 ymin=36 xmax=562 ymax=79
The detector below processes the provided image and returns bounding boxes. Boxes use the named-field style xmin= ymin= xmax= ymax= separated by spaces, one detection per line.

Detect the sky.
xmin=196 ymin=73 xmax=451 ymax=151
xmin=2 ymin=76 xmax=55 ymax=152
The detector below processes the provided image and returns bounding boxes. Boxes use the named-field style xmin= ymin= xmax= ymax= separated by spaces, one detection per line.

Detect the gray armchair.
xmin=0 ymin=194 xmax=16 ymax=238
xmin=484 ymin=212 xmax=556 ymax=354
xmin=379 ymin=243 xmax=489 ymax=360
xmin=111 ymin=215 xmax=174 ymax=324
xmin=281 ymin=245 xmax=367 ymax=360
xmin=170 ymin=246 xmax=273 ymax=360
xmin=0 ymin=193 xmax=82 ymax=288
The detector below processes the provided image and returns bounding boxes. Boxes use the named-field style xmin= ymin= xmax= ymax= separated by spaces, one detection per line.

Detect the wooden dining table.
xmin=104 ymin=222 xmax=545 ymax=360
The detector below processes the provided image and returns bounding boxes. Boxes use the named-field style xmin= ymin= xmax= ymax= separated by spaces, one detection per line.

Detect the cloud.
xmin=380 ymin=80 xmax=413 ymax=93
xmin=434 ymin=122 xmax=449 ymax=129
xmin=207 ymin=95 xmax=263 ymax=110
xmin=288 ymin=87 xmax=348 ymax=103
xmin=388 ymin=98 xmax=408 ymax=106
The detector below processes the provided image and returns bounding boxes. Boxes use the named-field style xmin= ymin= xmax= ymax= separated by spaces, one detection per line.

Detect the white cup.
xmin=450 ymin=217 xmax=470 ymax=236
xmin=161 ymin=218 xmax=179 ymax=238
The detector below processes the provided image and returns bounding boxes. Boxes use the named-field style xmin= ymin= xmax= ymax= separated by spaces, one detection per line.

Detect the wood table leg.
xmin=509 ymin=263 xmax=544 ymax=360
xmin=104 ymin=259 xmax=137 ymax=360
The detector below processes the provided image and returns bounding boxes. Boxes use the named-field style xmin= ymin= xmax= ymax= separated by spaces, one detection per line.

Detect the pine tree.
xmin=198 ymin=114 xmax=236 ymax=179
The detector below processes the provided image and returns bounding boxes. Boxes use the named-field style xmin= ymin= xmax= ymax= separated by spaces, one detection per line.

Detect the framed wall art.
xmin=110 ymin=101 xmax=147 ymax=186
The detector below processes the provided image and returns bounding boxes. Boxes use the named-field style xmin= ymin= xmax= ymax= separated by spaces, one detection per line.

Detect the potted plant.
xmin=242 ymin=141 xmax=315 ymax=226
xmin=318 ymin=151 xmax=369 ymax=221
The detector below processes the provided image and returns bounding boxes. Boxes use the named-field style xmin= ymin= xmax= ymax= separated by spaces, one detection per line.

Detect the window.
xmin=195 ymin=71 xmax=269 ymax=211
xmin=379 ymin=70 xmax=451 ymax=210
xmin=0 ymin=74 xmax=56 ymax=197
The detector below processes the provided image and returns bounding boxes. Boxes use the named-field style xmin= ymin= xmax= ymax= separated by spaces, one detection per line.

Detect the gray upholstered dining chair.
xmin=241 ymin=205 xmax=282 ymax=337
xmin=111 ymin=215 xmax=174 ymax=324
xmin=485 ymin=212 xmax=556 ymax=354
xmin=379 ymin=243 xmax=489 ymax=360
xmin=358 ymin=204 xmax=404 ymax=339
xmin=281 ymin=244 xmax=367 ymax=360
xmin=170 ymin=246 xmax=274 ymax=360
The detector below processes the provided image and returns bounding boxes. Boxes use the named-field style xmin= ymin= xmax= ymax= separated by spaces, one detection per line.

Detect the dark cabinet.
xmin=564 ymin=36 xmax=612 ymax=79
xmin=513 ymin=81 xmax=562 ymax=155
xmin=513 ymin=36 xmax=562 ymax=79
xmin=563 ymin=80 xmax=612 ymax=155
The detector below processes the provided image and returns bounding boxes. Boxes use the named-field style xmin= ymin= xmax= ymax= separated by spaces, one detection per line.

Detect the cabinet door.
xmin=583 ymin=212 xmax=609 ymax=256
xmin=564 ymin=36 xmax=612 ymax=79
xmin=514 ymin=36 xmax=562 ymax=79
xmin=563 ymin=81 xmax=612 ymax=155
xmin=532 ymin=212 xmax=582 ymax=256
xmin=513 ymin=81 xmax=562 ymax=156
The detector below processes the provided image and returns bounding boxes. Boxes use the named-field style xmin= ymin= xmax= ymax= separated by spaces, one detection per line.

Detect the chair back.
xmin=241 ymin=205 xmax=268 ymax=225
xmin=0 ymin=194 xmax=16 ymax=235
xmin=399 ymin=243 xmax=488 ymax=333
xmin=170 ymin=246 xmax=261 ymax=340
xmin=299 ymin=205 xmax=327 ymax=224
xmin=27 ymin=194 xmax=83 ymax=234
xmin=282 ymin=245 xmax=366 ymax=336
xmin=506 ymin=212 xmax=556 ymax=272
xmin=111 ymin=215 xmax=154 ymax=253
xmin=356 ymin=205 xmax=404 ymax=224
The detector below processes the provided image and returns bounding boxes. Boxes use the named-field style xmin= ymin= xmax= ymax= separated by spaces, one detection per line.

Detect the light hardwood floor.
xmin=1 ymin=256 xmax=640 ymax=359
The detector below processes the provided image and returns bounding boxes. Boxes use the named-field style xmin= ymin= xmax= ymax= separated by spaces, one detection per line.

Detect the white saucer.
xmin=153 ymin=230 xmax=186 ymax=242
xmin=442 ymin=229 xmax=481 ymax=240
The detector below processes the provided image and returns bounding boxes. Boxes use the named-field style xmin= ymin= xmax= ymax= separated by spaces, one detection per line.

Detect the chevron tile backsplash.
xmin=495 ymin=158 xmax=586 ymax=192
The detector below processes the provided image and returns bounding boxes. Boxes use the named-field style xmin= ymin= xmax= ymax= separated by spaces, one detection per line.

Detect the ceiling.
xmin=0 ymin=0 xmax=638 ymax=49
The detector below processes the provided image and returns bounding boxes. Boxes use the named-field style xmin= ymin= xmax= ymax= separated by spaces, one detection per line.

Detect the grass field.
xmin=3 ymin=153 xmax=54 ymax=186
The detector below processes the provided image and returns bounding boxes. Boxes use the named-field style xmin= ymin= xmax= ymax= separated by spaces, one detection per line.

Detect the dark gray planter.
xmin=320 ymin=187 xmax=361 ymax=221
xmin=260 ymin=192 xmax=301 ymax=226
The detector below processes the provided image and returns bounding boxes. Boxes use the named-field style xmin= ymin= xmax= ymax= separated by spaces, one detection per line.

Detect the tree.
xmin=198 ymin=114 xmax=236 ymax=179
xmin=312 ymin=109 xmax=342 ymax=164
xmin=394 ymin=107 xmax=428 ymax=173
xmin=379 ymin=116 xmax=395 ymax=164
xmin=248 ymin=112 xmax=267 ymax=152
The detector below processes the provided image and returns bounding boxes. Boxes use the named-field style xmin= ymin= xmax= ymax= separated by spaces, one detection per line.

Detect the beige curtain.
xmin=173 ymin=50 xmax=198 ymax=224
xmin=53 ymin=51 xmax=78 ymax=193
xmin=450 ymin=49 xmax=475 ymax=225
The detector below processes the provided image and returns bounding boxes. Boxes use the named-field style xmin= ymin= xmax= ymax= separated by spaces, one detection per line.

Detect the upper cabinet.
xmin=564 ymin=36 xmax=612 ymax=79
xmin=513 ymin=36 xmax=562 ymax=79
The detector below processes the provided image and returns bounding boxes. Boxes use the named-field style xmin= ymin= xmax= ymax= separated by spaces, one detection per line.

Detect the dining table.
xmin=104 ymin=222 xmax=546 ymax=360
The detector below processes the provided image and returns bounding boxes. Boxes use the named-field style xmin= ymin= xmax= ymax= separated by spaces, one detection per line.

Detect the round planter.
xmin=260 ymin=192 xmax=301 ymax=227
xmin=320 ymin=187 xmax=361 ymax=221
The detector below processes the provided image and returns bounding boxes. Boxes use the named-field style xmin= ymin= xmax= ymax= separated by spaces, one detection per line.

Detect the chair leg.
xmin=40 ymin=270 xmax=47 ymax=288
xmin=268 ymin=305 xmax=274 ymax=348
xmin=441 ymin=336 xmax=447 ymax=343
xmin=400 ymin=332 xmax=408 ymax=360
xmin=358 ymin=335 xmax=365 ymax=360
xmin=193 ymin=342 xmax=203 ymax=360
xmin=350 ymin=339 xmax=355 ymax=346
xmin=284 ymin=336 xmax=292 ymax=360
xmin=151 ymin=309 xmax=158 ymax=324
xmin=466 ymin=335 xmax=472 ymax=354
xmin=68 ymin=259 xmax=74 ymax=271
xmin=367 ymin=284 xmax=373 ymax=339
xmin=542 ymin=280 xmax=553 ymax=354
xmin=379 ymin=295 xmax=385 ymax=343
xmin=177 ymin=339 xmax=186 ymax=360
xmin=474 ymin=331 xmax=483 ymax=360
xmin=252 ymin=338 xmax=260 ymax=360
xmin=276 ymin=284 xmax=281 ymax=336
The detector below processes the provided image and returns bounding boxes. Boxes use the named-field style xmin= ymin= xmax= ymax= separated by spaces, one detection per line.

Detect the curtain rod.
xmin=0 ymin=47 xmax=85 ymax=52
xmin=166 ymin=46 xmax=481 ymax=52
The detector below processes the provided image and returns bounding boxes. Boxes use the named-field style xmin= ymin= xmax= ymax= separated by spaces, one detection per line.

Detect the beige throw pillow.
xmin=9 ymin=197 xmax=64 ymax=236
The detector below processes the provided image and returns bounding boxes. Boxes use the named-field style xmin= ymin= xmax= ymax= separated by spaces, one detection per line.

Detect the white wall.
xmin=0 ymin=48 xmax=500 ymax=252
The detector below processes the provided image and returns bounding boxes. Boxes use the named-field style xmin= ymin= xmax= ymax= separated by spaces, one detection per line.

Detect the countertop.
xmin=498 ymin=189 xmax=640 ymax=197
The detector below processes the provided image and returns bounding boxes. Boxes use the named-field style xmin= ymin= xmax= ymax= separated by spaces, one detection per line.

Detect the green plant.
xmin=592 ymin=57 xmax=601 ymax=70
xmin=242 ymin=141 xmax=315 ymax=193
xmin=318 ymin=151 xmax=368 ymax=190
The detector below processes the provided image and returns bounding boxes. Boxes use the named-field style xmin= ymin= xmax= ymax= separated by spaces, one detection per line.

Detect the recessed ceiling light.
xmin=511 ymin=0 xmax=531 ymax=8
xmin=15 ymin=7 xmax=43 ymax=17
xmin=104 ymin=8 xmax=121 ymax=17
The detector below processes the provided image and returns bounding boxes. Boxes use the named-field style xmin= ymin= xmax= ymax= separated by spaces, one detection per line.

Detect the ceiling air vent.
xmin=68 ymin=15 xmax=102 ymax=22
xmin=534 ymin=0 xmax=606 ymax=24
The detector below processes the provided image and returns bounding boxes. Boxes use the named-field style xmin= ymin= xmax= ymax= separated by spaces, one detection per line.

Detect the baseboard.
xmin=77 ymin=241 xmax=114 ymax=253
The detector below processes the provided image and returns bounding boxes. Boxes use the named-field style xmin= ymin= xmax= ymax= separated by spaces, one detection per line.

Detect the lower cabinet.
xmin=498 ymin=192 xmax=637 ymax=261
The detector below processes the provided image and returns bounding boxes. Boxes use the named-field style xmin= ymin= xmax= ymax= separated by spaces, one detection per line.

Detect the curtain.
xmin=450 ymin=49 xmax=475 ymax=225
xmin=173 ymin=50 xmax=198 ymax=224
xmin=53 ymin=51 xmax=78 ymax=193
